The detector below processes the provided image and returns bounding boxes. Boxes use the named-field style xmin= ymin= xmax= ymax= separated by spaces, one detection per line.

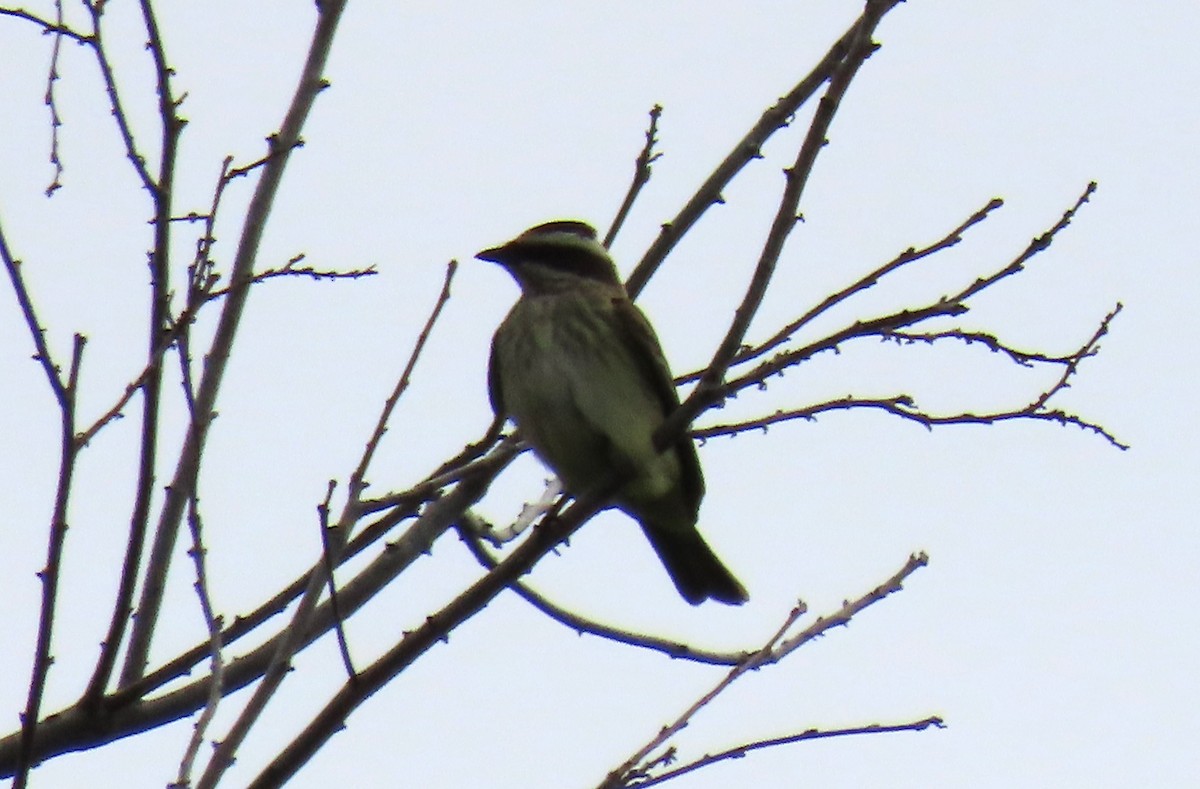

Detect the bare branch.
xmin=698 ymin=195 xmax=1005 ymax=381
xmin=83 ymin=3 xmax=158 ymax=194
xmin=605 ymin=104 xmax=663 ymax=249
xmin=0 ymin=2 xmax=1120 ymax=783
xmin=13 ymin=334 xmax=85 ymax=789
xmin=0 ymin=6 xmax=90 ymax=42
xmin=351 ymin=259 xmax=456 ymax=504
xmin=659 ymin=0 xmax=898 ymax=449
xmin=633 ymin=716 xmax=946 ymax=787
xmin=696 ymin=392 xmax=1126 ymax=450
xmin=206 ymin=250 xmax=461 ymax=780
xmin=954 ymin=182 xmax=1097 ymax=305
xmin=123 ymin=0 xmax=345 ymax=691
xmin=699 ymin=303 xmax=1127 ymax=450
xmin=1 ymin=230 xmax=67 ymax=403
xmin=171 ymin=493 xmax=226 ymax=789
xmin=600 ymin=552 xmax=929 ymax=789
xmin=456 ymin=520 xmax=751 ymax=666
xmin=41 ymin=0 xmax=66 ymax=195
xmin=880 ymin=327 xmax=1069 ymax=367
xmin=716 ymin=183 xmax=1102 ymax=407
xmin=317 ymin=480 xmax=358 ymax=679
xmin=625 ymin=1 xmax=905 ymax=298
xmin=203 ymin=255 xmax=378 ymax=300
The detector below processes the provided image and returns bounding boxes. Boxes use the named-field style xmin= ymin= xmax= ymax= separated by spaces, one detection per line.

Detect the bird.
xmin=478 ymin=220 xmax=748 ymax=605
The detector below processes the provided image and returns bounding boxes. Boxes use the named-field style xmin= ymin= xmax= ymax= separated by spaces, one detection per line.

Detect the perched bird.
xmin=479 ymin=220 xmax=748 ymax=605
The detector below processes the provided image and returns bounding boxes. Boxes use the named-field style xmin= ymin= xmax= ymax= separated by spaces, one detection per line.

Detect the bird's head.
xmin=476 ymin=220 xmax=622 ymax=295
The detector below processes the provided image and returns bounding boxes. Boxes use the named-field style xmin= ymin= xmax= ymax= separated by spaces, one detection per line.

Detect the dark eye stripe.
xmin=525 ymin=243 xmax=617 ymax=284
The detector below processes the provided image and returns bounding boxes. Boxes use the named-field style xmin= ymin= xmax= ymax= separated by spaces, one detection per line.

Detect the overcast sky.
xmin=2 ymin=2 xmax=1197 ymax=787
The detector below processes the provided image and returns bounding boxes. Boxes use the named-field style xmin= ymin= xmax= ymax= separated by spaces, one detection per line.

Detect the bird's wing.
xmin=610 ymin=297 xmax=705 ymax=512
xmin=486 ymin=326 xmax=505 ymax=418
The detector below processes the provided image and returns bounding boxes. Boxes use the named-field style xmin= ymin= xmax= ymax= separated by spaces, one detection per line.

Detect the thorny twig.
xmin=696 ymin=304 xmax=1127 ymax=449
xmin=629 ymin=716 xmax=946 ymax=787
xmin=698 ymin=195 xmax=1006 ymax=380
xmin=601 ymin=552 xmax=930 ymax=789
xmin=41 ymin=0 xmax=65 ymax=196
xmin=701 ymin=184 xmax=1108 ymax=441
xmin=605 ymin=104 xmax=663 ymax=249
xmin=122 ymin=0 xmax=343 ymax=698
xmin=659 ymin=1 xmax=896 ymax=450
xmin=200 ymin=255 xmax=455 ymax=787
xmin=170 ymin=492 xmax=226 ymax=789
xmin=625 ymin=3 xmax=893 ymax=298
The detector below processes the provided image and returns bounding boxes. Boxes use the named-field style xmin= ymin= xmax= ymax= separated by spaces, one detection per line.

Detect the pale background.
xmin=1 ymin=2 xmax=1196 ymax=787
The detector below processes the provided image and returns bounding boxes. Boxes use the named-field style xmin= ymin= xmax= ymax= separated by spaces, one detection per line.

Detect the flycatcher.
xmin=479 ymin=220 xmax=748 ymax=605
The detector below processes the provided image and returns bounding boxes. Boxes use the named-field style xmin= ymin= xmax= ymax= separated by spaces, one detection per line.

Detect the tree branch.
xmin=122 ymin=0 xmax=345 ymax=689
xmin=600 ymin=551 xmax=929 ymax=788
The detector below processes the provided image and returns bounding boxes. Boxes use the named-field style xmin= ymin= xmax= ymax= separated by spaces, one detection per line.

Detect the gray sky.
xmin=2 ymin=2 xmax=1197 ymax=786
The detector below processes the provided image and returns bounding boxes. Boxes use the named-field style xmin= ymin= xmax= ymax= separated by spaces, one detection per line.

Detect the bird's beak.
xmin=475 ymin=243 xmax=509 ymax=264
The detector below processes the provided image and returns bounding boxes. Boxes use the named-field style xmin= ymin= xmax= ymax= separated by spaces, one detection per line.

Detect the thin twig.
xmin=697 ymin=195 xmax=1004 ymax=381
xmin=13 ymin=334 xmax=85 ymax=789
xmin=317 ymin=480 xmax=357 ymax=679
xmin=124 ymin=0 xmax=344 ymax=693
xmin=202 ymin=255 xmax=377 ymax=299
xmin=698 ymin=303 xmax=1127 ymax=449
xmin=189 ymin=5 xmax=350 ymax=784
xmin=199 ymin=255 xmax=456 ymax=781
xmin=601 ymin=551 xmax=929 ymax=789
xmin=360 ymin=434 xmax=516 ymax=515
xmin=85 ymin=0 xmax=183 ymax=700
xmin=171 ymin=492 xmax=226 ymax=789
xmin=41 ymin=0 xmax=66 ymax=196
xmin=84 ymin=2 xmax=158 ymax=194
xmin=456 ymin=521 xmax=750 ymax=666
xmin=625 ymin=2 xmax=903 ymax=298
xmin=604 ymin=104 xmax=663 ymax=249
xmin=247 ymin=473 xmax=625 ymax=788
xmin=717 ymin=183 xmax=1102 ymax=405
xmin=601 ymin=603 xmax=809 ymax=789
xmin=85 ymin=158 xmax=239 ymax=703
xmin=349 ymin=259 xmax=457 ymax=501
xmin=632 ymin=716 xmax=946 ymax=787
xmin=205 ymin=257 xmax=458 ymax=779
xmin=1 ymin=228 xmax=67 ymax=403
xmin=880 ymin=327 xmax=1068 ymax=367
xmin=659 ymin=1 xmax=896 ymax=449
xmin=695 ymin=390 xmax=1125 ymax=450
xmin=955 ymin=182 xmax=1097 ymax=305
xmin=0 ymin=7 xmax=91 ymax=42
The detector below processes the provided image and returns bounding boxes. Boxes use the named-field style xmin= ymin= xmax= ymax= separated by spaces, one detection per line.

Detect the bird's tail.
xmin=640 ymin=522 xmax=749 ymax=606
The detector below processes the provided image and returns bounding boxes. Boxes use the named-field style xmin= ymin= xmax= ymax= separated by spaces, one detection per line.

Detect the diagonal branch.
xmin=13 ymin=334 xmax=85 ymax=789
xmin=41 ymin=0 xmax=66 ymax=196
xmin=660 ymin=0 xmax=899 ymax=448
xmin=625 ymin=2 xmax=902 ymax=298
xmin=605 ymin=104 xmax=663 ymax=249
xmin=1 ymin=227 xmax=67 ymax=403
xmin=200 ymin=257 xmax=458 ymax=783
xmin=122 ymin=0 xmax=346 ymax=689
xmin=633 ymin=716 xmax=945 ymax=787
xmin=456 ymin=520 xmax=750 ymax=666
xmin=85 ymin=0 xmax=186 ymax=701
xmin=717 ymin=182 xmax=1101 ymax=403
xmin=601 ymin=551 xmax=929 ymax=789
xmin=0 ymin=6 xmax=90 ymax=42
xmin=701 ymin=195 xmax=1005 ymax=381
xmin=698 ymin=303 xmax=1127 ymax=449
